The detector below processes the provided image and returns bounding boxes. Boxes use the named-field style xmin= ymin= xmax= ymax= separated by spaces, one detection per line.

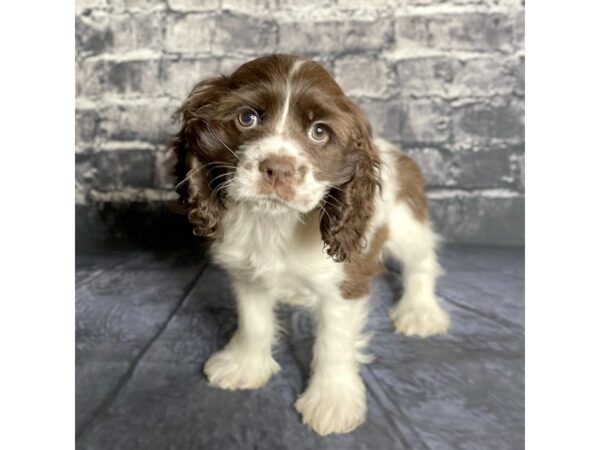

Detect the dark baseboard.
xmin=76 ymin=201 xmax=524 ymax=253
xmin=76 ymin=202 xmax=204 ymax=253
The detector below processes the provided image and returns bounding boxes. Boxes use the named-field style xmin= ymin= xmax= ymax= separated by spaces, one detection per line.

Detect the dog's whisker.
xmin=320 ymin=199 xmax=343 ymax=214
xmin=322 ymin=194 xmax=344 ymax=208
xmin=211 ymin=179 xmax=234 ymax=202
xmin=210 ymin=171 xmax=234 ymax=184
xmin=175 ymin=167 xmax=201 ymax=190
xmin=202 ymin=120 xmax=240 ymax=161
xmin=325 ymin=183 xmax=345 ymax=194
xmin=318 ymin=204 xmax=334 ymax=225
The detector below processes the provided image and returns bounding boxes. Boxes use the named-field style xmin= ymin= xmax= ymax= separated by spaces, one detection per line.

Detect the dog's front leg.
xmin=204 ymin=280 xmax=280 ymax=390
xmin=295 ymin=293 xmax=371 ymax=435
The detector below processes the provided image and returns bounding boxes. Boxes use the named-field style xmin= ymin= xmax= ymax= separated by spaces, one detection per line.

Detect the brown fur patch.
xmin=340 ymin=225 xmax=389 ymax=299
xmin=395 ymin=153 xmax=428 ymax=222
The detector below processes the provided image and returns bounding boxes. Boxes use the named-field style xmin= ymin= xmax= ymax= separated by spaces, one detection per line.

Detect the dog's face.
xmin=173 ymin=54 xmax=380 ymax=261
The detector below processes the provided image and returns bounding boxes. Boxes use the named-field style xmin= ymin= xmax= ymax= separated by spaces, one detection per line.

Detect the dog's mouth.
xmin=245 ymin=193 xmax=301 ymax=215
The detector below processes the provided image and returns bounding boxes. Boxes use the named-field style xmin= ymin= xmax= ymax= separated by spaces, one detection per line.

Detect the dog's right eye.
xmin=238 ymin=110 xmax=258 ymax=129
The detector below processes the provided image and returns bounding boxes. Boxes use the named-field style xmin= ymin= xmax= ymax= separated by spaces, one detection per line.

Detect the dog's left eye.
xmin=238 ymin=110 xmax=258 ymax=128
xmin=308 ymin=123 xmax=329 ymax=143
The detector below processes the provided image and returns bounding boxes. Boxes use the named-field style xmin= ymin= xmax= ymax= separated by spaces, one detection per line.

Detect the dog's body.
xmin=172 ymin=54 xmax=450 ymax=435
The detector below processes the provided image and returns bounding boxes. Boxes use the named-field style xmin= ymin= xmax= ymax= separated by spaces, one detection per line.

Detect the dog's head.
xmin=172 ymin=54 xmax=380 ymax=262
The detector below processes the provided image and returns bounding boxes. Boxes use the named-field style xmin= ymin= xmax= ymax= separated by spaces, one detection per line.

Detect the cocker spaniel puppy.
xmin=172 ymin=54 xmax=450 ymax=436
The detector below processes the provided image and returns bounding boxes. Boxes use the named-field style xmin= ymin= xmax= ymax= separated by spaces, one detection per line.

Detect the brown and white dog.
xmin=172 ymin=54 xmax=450 ymax=435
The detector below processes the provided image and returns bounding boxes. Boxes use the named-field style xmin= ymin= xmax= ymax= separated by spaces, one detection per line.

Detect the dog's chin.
xmin=234 ymin=194 xmax=299 ymax=216
xmin=252 ymin=197 xmax=293 ymax=215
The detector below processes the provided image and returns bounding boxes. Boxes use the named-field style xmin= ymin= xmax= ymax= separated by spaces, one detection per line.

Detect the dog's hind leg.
xmin=385 ymin=201 xmax=450 ymax=337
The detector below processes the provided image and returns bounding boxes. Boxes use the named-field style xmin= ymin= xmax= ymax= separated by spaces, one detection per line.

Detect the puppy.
xmin=171 ymin=54 xmax=450 ymax=436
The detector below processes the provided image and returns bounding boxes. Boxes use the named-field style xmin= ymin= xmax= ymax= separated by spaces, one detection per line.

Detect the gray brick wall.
xmin=76 ymin=0 xmax=524 ymax=246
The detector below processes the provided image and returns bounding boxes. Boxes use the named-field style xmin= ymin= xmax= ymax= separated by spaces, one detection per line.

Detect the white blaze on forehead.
xmin=275 ymin=59 xmax=305 ymax=134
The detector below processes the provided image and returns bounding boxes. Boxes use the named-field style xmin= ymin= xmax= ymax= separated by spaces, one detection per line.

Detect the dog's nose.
xmin=259 ymin=156 xmax=296 ymax=185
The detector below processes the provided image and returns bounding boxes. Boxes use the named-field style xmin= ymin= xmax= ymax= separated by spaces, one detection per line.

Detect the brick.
xmin=452 ymin=97 xmax=524 ymax=144
xmin=165 ymin=14 xmax=217 ymax=53
xmin=400 ymin=98 xmax=451 ymax=145
xmin=451 ymin=58 xmax=515 ymax=97
xmin=161 ymin=57 xmax=221 ymax=98
xmin=406 ymin=145 xmax=523 ymax=190
xmin=212 ymin=13 xmax=277 ymax=55
xmin=354 ymin=98 xmax=403 ymax=142
xmin=78 ymin=58 xmax=162 ymax=97
xmin=154 ymin=145 xmax=176 ymax=189
xmin=334 ymin=55 xmax=388 ymax=97
xmin=167 ymin=0 xmax=220 ymax=11
xmin=89 ymin=149 xmax=157 ymax=190
xmin=451 ymin=146 xmax=516 ymax=189
xmin=76 ymin=13 xmax=114 ymax=55
xmin=396 ymin=56 xmax=516 ymax=98
xmin=76 ymin=108 xmax=102 ymax=148
xmin=429 ymin=192 xmax=524 ymax=245
xmin=395 ymin=57 xmax=453 ymax=97
xmin=76 ymin=11 xmax=164 ymax=56
xmin=109 ymin=12 xmax=164 ymax=51
xmin=394 ymin=13 xmax=514 ymax=53
xmin=167 ymin=13 xmax=277 ymax=56
xmin=405 ymin=147 xmax=457 ymax=188
xmin=278 ymin=19 xmax=393 ymax=55
xmin=97 ymin=100 xmax=179 ymax=144
xmin=75 ymin=153 xmax=98 ymax=191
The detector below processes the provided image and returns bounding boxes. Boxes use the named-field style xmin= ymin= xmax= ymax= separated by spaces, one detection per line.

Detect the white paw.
xmin=390 ymin=299 xmax=450 ymax=337
xmin=295 ymin=375 xmax=366 ymax=436
xmin=204 ymin=349 xmax=280 ymax=390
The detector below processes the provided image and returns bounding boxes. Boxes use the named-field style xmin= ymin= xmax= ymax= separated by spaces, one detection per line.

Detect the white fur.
xmin=295 ymin=294 xmax=371 ymax=435
xmin=204 ymin=130 xmax=450 ymax=434
xmin=205 ymin=281 xmax=281 ymax=390
xmin=275 ymin=59 xmax=304 ymax=134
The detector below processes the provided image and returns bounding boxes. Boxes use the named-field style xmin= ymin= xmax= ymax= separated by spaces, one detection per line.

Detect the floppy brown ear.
xmin=171 ymin=76 xmax=232 ymax=238
xmin=320 ymin=102 xmax=381 ymax=262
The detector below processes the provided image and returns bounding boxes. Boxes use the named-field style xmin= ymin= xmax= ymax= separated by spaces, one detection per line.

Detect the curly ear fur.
xmin=171 ymin=76 xmax=233 ymax=238
xmin=320 ymin=101 xmax=381 ymax=262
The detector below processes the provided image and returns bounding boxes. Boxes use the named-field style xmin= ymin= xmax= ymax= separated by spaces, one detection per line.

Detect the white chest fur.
xmin=211 ymin=204 xmax=343 ymax=302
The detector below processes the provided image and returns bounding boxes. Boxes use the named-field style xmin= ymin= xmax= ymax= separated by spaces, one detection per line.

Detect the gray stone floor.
xmin=76 ymin=245 xmax=524 ymax=450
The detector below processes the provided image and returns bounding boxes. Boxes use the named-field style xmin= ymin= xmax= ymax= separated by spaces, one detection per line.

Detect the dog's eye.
xmin=238 ymin=110 xmax=258 ymax=128
xmin=308 ymin=123 xmax=328 ymax=143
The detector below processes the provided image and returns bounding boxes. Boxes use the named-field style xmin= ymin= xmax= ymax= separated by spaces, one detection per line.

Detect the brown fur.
xmin=395 ymin=153 xmax=428 ymax=222
xmin=340 ymin=226 xmax=389 ymax=299
xmin=172 ymin=76 xmax=240 ymax=237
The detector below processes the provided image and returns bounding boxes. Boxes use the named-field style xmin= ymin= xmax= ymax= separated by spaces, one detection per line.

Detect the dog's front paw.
xmin=295 ymin=375 xmax=366 ymax=436
xmin=390 ymin=299 xmax=450 ymax=337
xmin=204 ymin=349 xmax=280 ymax=390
